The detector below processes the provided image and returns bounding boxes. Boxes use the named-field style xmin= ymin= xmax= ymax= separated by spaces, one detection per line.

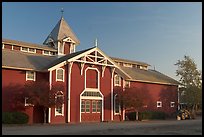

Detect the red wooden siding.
xmin=130 ymin=81 xmax=178 ymax=115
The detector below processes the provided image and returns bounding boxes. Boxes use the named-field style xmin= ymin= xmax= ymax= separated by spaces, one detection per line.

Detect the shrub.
xmin=140 ymin=111 xmax=166 ymax=120
xmin=2 ymin=112 xmax=29 ymax=124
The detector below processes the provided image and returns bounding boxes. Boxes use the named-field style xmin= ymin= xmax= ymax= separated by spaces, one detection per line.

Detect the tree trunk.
xmin=136 ymin=111 xmax=139 ymax=121
xmin=43 ymin=108 xmax=47 ymax=124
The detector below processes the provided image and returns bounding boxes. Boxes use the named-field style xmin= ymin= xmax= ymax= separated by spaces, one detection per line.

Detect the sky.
xmin=2 ymin=2 xmax=202 ymax=81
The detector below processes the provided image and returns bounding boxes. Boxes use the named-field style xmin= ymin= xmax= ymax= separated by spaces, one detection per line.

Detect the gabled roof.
xmin=2 ymin=38 xmax=57 ymax=51
xmin=110 ymin=56 xmax=150 ymax=66
xmin=2 ymin=50 xmax=58 ymax=71
xmin=46 ymin=47 xmax=95 ymax=69
xmin=119 ymin=66 xmax=180 ymax=85
xmin=43 ymin=17 xmax=80 ymax=45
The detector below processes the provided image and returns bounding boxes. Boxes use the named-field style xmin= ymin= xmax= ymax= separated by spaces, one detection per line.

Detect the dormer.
xmin=43 ymin=17 xmax=80 ymax=55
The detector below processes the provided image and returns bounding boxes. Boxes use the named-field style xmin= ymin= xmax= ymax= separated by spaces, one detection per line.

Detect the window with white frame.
xmin=43 ymin=50 xmax=50 ymax=55
xmin=55 ymin=91 xmax=64 ymax=116
xmin=21 ymin=47 xmax=28 ymax=52
xmin=28 ymin=48 xmax=36 ymax=53
xmin=170 ymin=102 xmax=175 ymax=107
xmin=123 ymin=63 xmax=132 ymax=68
xmin=114 ymin=75 xmax=121 ymax=86
xmin=26 ymin=71 xmax=36 ymax=81
xmin=114 ymin=94 xmax=121 ymax=115
xmin=81 ymin=100 xmax=85 ymax=113
xmin=85 ymin=100 xmax=90 ymax=113
xmin=124 ymin=81 xmax=130 ymax=88
xmin=24 ymin=97 xmax=34 ymax=106
xmin=56 ymin=68 xmax=64 ymax=82
xmin=157 ymin=101 xmax=162 ymax=107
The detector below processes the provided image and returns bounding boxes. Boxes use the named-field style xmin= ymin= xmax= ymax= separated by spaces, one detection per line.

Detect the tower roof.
xmin=43 ymin=17 xmax=80 ymax=45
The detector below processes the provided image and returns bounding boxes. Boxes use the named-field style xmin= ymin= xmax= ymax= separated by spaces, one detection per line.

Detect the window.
xmin=170 ymin=102 xmax=175 ymax=107
xmin=125 ymin=81 xmax=130 ymax=87
xmin=82 ymin=91 xmax=102 ymax=97
xmin=114 ymin=75 xmax=121 ymax=86
xmin=28 ymin=48 xmax=36 ymax=53
xmin=123 ymin=63 xmax=132 ymax=68
xmin=56 ymin=68 xmax=64 ymax=82
xmin=85 ymin=100 xmax=90 ymax=113
xmin=81 ymin=100 xmax=85 ymax=112
xmin=26 ymin=71 xmax=36 ymax=81
xmin=114 ymin=94 xmax=121 ymax=115
xmin=92 ymin=101 xmax=97 ymax=113
xmin=55 ymin=91 xmax=64 ymax=116
xmin=50 ymin=51 xmax=55 ymax=55
xmin=97 ymin=101 xmax=101 ymax=113
xmin=43 ymin=50 xmax=50 ymax=55
xmin=24 ymin=97 xmax=34 ymax=106
xmin=21 ymin=47 xmax=28 ymax=52
xmin=86 ymin=69 xmax=98 ymax=89
xmin=157 ymin=101 xmax=162 ymax=107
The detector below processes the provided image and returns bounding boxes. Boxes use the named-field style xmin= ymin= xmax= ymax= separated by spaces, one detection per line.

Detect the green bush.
xmin=140 ymin=111 xmax=166 ymax=120
xmin=2 ymin=112 xmax=29 ymax=124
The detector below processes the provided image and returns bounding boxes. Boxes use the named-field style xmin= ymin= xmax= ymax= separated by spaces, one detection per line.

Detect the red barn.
xmin=2 ymin=16 xmax=180 ymax=124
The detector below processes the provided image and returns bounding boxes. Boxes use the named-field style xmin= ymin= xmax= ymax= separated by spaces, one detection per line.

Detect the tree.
xmin=115 ymin=87 xmax=149 ymax=121
xmin=175 ymin=55 xmax=202 ymax=117
xmin=24 ymin=81 xmax=65 ymax=123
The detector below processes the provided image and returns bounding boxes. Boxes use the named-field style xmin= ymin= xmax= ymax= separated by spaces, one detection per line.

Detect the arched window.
xmin=114 ymin=94 xmax=121 ymax=115
xmin=86 ymin=69 xmax=99 ymax=89
xmin=114 ymin=74 xmax=121 ymax=86
xmin=55 ymin=91 xmax=64 ymax=116
xmin=56 ymin=68 xmax=64 ymax=82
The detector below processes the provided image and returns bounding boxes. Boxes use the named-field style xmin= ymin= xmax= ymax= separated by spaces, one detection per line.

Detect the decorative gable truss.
xmin=69 ymin=47 xmax=115 ymax=77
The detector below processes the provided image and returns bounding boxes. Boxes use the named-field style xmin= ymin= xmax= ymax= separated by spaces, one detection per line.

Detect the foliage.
xmin=115 ymin=87 xmax=149 ymax=111
xmin=175 ymin=55 xmax=202 ymax=111
xmin=23 ymin=81 xmax=65 ymax=108
xmin=2 ymin=84 xmax=26 ymax=111
xmin=2 ymin=112 xmax=29 ymax=124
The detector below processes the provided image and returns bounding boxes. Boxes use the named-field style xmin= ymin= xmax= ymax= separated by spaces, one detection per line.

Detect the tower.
xmin=43 ymin=16 xmax=80 ymax=55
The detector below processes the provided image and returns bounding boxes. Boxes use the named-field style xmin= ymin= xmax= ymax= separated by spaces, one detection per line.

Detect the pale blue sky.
xmin=2 ymin=2 xmax=202 ymax=80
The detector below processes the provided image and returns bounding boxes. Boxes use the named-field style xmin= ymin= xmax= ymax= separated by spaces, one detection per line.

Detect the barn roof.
xmin=2 ymin=38 xmax=57 ymax=51
xmin=43 ymin=17 xmax=80 ymax=45
xmin=2 ymin=50 xmax=58 ymax=71
xmin=119 ymin=66 xmax=180 ymax=85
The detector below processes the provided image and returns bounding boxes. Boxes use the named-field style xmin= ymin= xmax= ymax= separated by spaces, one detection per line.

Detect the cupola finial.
xmin=61 ymin=8 xmax=64 ymax=18
xmin=95 ymin=38 xmax=98 ymax=47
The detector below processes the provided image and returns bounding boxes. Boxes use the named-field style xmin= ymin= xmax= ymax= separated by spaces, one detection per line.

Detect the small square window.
xmin=21 ymin=47 xmax=28 ymax=52
xmin=157 ymin=101 xmax=162 ymax=107
xmin=26 ymin=71 xmax=35 ymax=81
xmin=170 ymin=102 xmax=175 ymax=107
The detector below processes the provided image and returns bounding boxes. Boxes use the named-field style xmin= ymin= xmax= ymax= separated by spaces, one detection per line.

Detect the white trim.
xmin=67 ymin=62 xmax=73 ymax=122
xmin=56 ymin=68 xmax=65 ymax=82
xmin=11 ymin=45 xmax=13 ymax=50
xmin=111 ymin=68 xmax=115 ymax=121
xmin=124 ymin=80 xmax=130 ymax=88
xmin=127 ymin=79 xmax=179 ymax=86
xmin=70 ymin=43 xmax=75 ymax=54
xmin=80 ymin=89 xmax=104 ymax=122
xmin=48 ymin=70 xmax=52 ymax=123
xmin=48 ymin=108 xmax=51 ymax=123
xmin=48 ymin=61 xmax=67 ymax=71
xmin=157 ymin=101 xmax=162 ymax=107
xmin=2 ymin=43 xmax=4 ymax=49
xmin=58 ymin=41 xmax=65 ymax=55
xmin=26 ymin=71 xmax=36 ymax=81
xmin=85 ymin=67 xmax=100 ymax=90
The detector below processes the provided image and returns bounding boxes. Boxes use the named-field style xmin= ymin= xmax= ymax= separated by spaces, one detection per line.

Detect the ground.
xmin=2 ymin=116 xmax=202 ymax=135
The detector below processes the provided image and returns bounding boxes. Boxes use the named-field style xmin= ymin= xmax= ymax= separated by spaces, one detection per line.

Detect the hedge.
xmin=126 ymin=111 xmax=166 ymax=120
xmin=2 ymin=112 xmax=29 ymax=124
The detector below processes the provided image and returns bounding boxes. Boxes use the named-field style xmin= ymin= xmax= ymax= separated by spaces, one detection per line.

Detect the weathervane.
xmin=95 ymin=38 xmax=98 ymax=47
xmin=61 ymin=8 xmax=64 ymax=18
